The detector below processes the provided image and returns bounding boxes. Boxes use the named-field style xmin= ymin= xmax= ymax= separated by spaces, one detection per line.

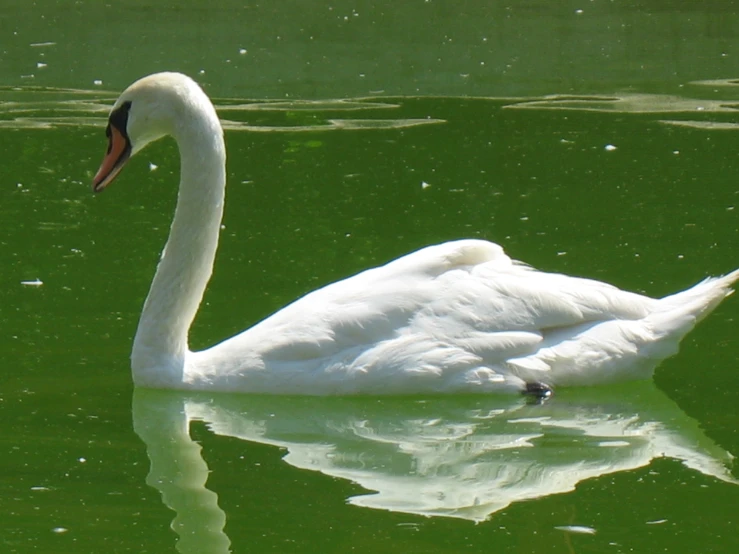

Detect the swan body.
xmin=93 ymin=72 xmax=738 ymax=395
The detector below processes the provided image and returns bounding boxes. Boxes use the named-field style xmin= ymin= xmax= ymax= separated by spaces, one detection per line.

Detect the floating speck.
xmin=21 ymin=279 xmax=43 ymax=287
xmin=605 ymin=144 xmax=617 ymax=151
xmin=555 ymin=525 xmax=596 ymax=535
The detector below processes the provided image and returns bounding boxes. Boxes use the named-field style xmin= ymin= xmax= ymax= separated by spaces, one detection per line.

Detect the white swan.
xmin=92 ymin=72 xmax=738 ymax=395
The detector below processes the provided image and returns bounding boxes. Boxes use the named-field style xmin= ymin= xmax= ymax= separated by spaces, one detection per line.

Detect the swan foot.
xmin=522 ymin=381 xmax=553 ymax=402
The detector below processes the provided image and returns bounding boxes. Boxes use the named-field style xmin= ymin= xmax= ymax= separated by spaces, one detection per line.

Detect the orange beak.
xmin=92 ymin=124 xmax=131 ymax=192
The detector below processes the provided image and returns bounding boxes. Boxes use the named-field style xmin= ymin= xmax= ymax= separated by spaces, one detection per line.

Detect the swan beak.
xmin=92 ymin=124 xmax=132 ymax=192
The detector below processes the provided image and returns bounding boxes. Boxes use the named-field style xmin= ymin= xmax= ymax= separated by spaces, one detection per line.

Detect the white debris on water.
xmin=554 ymin=525 xmax=597 ymax=535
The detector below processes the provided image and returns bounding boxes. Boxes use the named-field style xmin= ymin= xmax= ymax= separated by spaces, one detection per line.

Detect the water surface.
xmin=2 ymin=2 xmax=738 ymax=553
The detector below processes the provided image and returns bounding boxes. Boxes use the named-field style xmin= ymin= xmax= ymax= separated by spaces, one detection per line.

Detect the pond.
xmin=2 ymin=2 xmax=738 ymax=553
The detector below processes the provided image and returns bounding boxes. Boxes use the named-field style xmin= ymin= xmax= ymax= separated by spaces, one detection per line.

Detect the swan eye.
xmin=109 ymin=100 xmax=133 ymax=139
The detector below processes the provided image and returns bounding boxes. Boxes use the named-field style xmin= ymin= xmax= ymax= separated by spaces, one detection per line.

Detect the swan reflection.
xmin=132 ymin=384 xmax=735 ymax=553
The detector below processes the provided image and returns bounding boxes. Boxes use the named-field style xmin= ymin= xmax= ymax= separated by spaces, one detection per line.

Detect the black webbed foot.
xmin=522 ymin=381 xmax=553 ymax=404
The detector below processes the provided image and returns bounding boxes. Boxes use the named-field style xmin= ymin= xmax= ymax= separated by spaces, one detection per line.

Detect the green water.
xmin=2 ymin=1 xmax=738 ymax=553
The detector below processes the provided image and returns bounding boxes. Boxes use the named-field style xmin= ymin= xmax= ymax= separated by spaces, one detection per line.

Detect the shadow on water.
xmin=132 ymin=383 xmax=735 ymax=553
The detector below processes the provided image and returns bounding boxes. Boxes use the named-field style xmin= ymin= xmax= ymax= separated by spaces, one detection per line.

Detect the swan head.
xmin=92 ymin=72 xmax=204 ymax=192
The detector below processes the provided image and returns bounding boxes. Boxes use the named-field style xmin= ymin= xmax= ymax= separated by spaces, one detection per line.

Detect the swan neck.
xmin=132 ymin=106 xmax=226 ymax=386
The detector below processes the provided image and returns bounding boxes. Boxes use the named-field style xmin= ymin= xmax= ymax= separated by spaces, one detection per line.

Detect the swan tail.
xmin=657 ymin=268 xmax=739 ymax=324
xmin=507 ymin=269 xmax=739 ymax=386
xmin=638 ymin=268 xmax=739 ymax=360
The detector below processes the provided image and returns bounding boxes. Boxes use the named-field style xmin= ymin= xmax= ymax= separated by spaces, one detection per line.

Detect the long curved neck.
xmin=132 ymin=105 xmax=226 ymax=386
